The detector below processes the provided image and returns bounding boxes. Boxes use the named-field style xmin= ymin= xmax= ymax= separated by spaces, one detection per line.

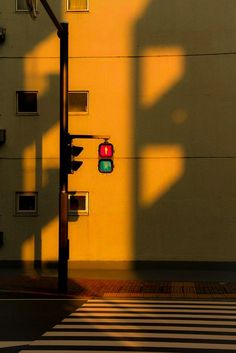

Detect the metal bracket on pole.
xmin=40 ymin=0 xmax=64 ymax=33
xmin=69 ymin=134 xmax=111 ymax=142
xmin=27 ymin=0 xmax=64 ymax=33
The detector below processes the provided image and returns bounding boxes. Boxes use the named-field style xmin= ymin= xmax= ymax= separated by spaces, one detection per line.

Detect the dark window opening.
xmin=19 ymin=196 xmax=35 ymax=211
xmin=69 ymin=91 xmax=88 ymax=113
xmin=16 ymin=0 xmax=38 ymax=11
xmin=17 ymin=91 xmax=38 ymax=114
xmin=68 ymin=192 xmax=89 ymax=215
xmin=16 ymin=192 xmax=38 ymax=216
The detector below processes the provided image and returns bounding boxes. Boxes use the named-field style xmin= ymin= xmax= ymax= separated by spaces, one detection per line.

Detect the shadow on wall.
xmin=2 ymin=0 xmax=236 ymax=275
xmin=133 ymin=0 xmax=236 ymax=265
xmin=0 ymin=2 xmax=61 ymax=270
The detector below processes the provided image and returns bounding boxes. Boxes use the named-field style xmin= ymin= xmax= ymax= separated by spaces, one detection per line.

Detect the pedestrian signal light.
xmin=98 ymin=142 xmax=114 ymax=173
xmin=99 ymin=143 xmax=113 ymax=158
xmin=99 ymin=159 xmax=113 ymax=173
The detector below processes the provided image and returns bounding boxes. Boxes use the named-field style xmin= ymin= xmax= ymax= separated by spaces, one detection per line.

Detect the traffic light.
xmin=67 ymin=140 xmax=83 ymax=174
xmin=98 ymin=142 xmax=114 ymax=173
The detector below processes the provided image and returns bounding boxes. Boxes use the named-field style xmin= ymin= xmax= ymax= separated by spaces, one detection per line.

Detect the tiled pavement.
xmin=1 ymin=273 xmax=236 ymax=298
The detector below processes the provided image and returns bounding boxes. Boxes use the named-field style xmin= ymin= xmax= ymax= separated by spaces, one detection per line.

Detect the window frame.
xmin=15 ymin=0 xmax=38 ymax=12
xmin=15 ymin=192 xmax=38 ymax=216
xmin=68 ymin=90 xmax=89 ymax=115
xmin=68 ymin=191 xmax=89 ymax=216
xmin=66 ymin=0 xmax=89 ymax=12
xmin=16 ymin=91 xmax=39 ymax=115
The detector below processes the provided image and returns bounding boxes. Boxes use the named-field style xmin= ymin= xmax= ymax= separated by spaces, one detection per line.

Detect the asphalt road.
xmin=0 ymin=297 xmax=85 ymax=352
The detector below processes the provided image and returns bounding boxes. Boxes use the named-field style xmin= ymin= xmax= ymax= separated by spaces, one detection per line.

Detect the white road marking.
xmin=19 ymin=299 xmax=236 ymax=353
xmin=43 ymin=330 xmax=236 ymax=340
xmin=63 ymin=317 xmax=236 ymax=325
xmin=30 ymin=339 xmax=236 ymax=350
xmin=53 ymin=323 xmax=236 ymax=332
xmin=62 ymin=315 xmax=236 ymax=326
xmin=89 ymin=299 xmax=236 ymax=304
xmin=78 ymin=307 xmax=236 ymax=313
xmin=0 ymin=341 xmax=31 ymax=348
xmin=70 ymin=312 xmax=236 ymax=319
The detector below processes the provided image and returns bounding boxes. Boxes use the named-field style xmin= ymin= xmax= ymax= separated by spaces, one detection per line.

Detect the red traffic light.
xmin=98 ymin=143 xmax=114 ymax=158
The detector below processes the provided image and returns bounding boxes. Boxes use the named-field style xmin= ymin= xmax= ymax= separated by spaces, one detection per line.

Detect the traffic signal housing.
xmin=98 ymin=142 xmax=114 ymax=173
xmin=67 ymin=140 xmax=83 ymax=174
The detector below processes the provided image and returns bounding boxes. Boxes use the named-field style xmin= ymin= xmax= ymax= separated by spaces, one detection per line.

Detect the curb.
xmin=1 ymin=277 xmax=236 ymax=299
xmin=1 ymin=288 xmax=236 ymax=300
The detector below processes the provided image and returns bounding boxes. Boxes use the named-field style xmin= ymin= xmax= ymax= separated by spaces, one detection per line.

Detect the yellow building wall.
xmin=1 ymin=0 xmax=236 ymax=267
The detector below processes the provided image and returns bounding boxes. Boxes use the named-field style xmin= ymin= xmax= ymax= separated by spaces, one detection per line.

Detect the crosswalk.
xmin=19 ymin=298 xmax=236 ymax=352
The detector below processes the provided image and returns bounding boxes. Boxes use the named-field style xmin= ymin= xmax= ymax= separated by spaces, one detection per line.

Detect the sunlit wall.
xmin=1 ymin=0 xmax=236 ymax=268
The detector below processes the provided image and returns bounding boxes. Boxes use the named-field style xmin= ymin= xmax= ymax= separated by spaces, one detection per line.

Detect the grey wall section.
xmin=133 ymin=0 xmax=236 ymax=262
xmin=0 ymin=1 xmax=59 ymax=265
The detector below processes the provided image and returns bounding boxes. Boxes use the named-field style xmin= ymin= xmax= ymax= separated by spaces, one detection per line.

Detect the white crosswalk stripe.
xmin=19 ymin=298 xmax=236 ymax=352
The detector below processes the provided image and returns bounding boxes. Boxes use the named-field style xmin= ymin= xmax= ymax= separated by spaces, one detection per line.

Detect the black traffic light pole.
xmin=35 ymin=0 xmax=69 ymax=293
xmin=27 ymin=0 xmax=113 ymax=293
xmin=58 ymin=22 xmax=69 ymax=294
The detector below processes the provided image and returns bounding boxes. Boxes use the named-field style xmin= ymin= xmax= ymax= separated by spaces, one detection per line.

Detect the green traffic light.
xmin=98 ymin=159 xmax=113 ymax=173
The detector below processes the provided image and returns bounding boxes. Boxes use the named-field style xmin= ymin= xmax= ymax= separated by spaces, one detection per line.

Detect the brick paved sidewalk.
xmin=1 ymin=274 xmax=236 ymax=298
xmin=69 ymin=278 xmax=236 ymax=299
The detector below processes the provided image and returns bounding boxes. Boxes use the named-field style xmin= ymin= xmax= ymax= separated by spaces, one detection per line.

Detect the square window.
xmin=16 ymin=91 xmax=38 ymax=114
xmin=68 ymin=192 xmax=89 ymax=215
xmin=69 ymin=91 xmax=88 ymax=114
xmin=16 ymin=0 xmax=37 ymax=11
xmin=15 ymin=192 xmax=38 ymax=216
xmin=67 ymin=0 xmax=89 ymax=11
